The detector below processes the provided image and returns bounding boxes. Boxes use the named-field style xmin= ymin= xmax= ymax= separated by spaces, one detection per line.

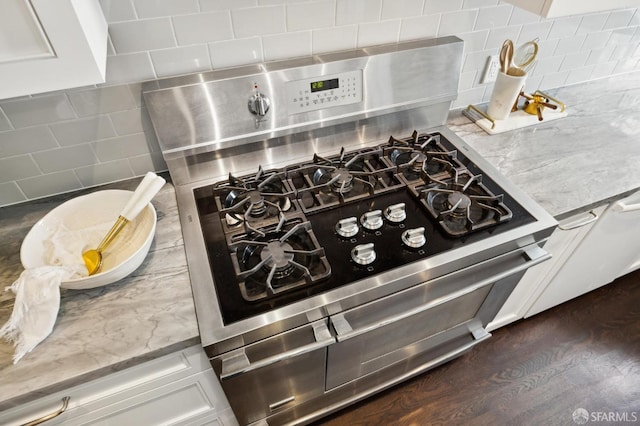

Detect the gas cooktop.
xmin=194 ymin=130 xmax=536 ymax=324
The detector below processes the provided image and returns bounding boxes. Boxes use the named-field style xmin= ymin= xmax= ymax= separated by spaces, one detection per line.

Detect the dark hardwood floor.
xmin=317 ymin=269 xmax=640 ymax=426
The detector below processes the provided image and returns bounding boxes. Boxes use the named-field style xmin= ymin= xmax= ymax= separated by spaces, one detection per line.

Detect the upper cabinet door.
xmin=504 ymin=0 xmax=640 ymax=18
xmin=0 ymin=0 xmax=107 ymax=100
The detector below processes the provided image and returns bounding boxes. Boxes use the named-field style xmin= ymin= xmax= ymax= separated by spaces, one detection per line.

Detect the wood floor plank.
xmin=317 ymin=269 xmax=640 ymax=425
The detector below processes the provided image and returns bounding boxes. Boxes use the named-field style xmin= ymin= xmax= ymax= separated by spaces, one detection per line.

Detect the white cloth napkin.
xmin=0 ymin=222 xmax=108 ymax=364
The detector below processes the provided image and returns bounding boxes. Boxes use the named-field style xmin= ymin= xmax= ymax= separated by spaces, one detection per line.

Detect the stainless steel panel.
xmin=211 ymin=320 xmax=332 ymax=425
xmin=143 ymin=37 xmax=463 ymax=164
xmin=326 ymin=286 xmax=493 ymax=390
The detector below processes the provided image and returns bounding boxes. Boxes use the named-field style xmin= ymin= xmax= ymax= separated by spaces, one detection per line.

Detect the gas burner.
xmin=419 ymin=172 xmax=513 ymax=237
xmin=286 ymin=147 xmax=402 ymax=213
xmin=213 ymin=166 xmax=294 ymax=227
xmin=383 ymin=131 xmax=465 ymax=182
xmin=228 ymin=217 xmax=331 ymax=301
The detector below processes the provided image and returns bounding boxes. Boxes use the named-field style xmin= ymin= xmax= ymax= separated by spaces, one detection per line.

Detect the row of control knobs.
xmin=336 ymin=203 xmax=427 ymax=265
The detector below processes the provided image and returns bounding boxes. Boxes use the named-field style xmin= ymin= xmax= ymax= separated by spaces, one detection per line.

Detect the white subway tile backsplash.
xmin=399 ymin=14 xmax=440 ymax=41
xmin=1 ymin=95 xmax=76 ymax=129
xmin=547 ymin=16 xmax=581 ymax=39
xmin=534 ymin=38 xmax=559 ymax=59
xmin=209 ymin=37 xmax=263 ymax=68
xmin=49 ymin=116 xmax=117 ymax=146
xmin=151 ymin=45 xmax=212 ymax=77
xmin=75 ymin=160 xmax=134 ymax=187
xmin=451 ymin=85 xmax=486 ymax=109
xmin=357 ymin=20 xmax=401 ymax=47
xmin=577 ymin=12 xmax=609 ymax=34
xmin=484 ymin=26 xmax=520 ymax=49
xmin=200 ymin=0 xmax=257 ymax=11
xmin=0 ymin=155 xmax=40 ymax=183
xmin=336 ymin=0 xmax=382 ymax=26
xmin=516 ymin=21 xmax=552 ymax=44
xmin=93 ymin=133 xmax=152 ymax=162
xmin=475 ymin=5 xmax=512 ymax=30
xmin=232 ymin=6 xmax=286 ymax=38
xmin=0 ymin=127 xmax=58 ymax=158
xmin=438 ymin=10 xmax=478 ymax=36
xmin=462 ymin=49 xmax=494 ymax=73
xmin=463 ymin=0 xmax=497 ymax=8
xmin=109 ymin=18 xmax=176 ymax=54
xmin=603 ymin=8 xmax=636 ymax=29
xmin=559 ymin=51 xmax=590 ymax=71
xmin=456 ymin=29 xmax=489 ymax=53
xmin=424 ymin=0 xmax=463 ymax=14
xmin=173 ymin=12 xmax=233 ymax=45
xmin=106 ymin=52 xmax=156 ymax=85
xmin=132 ymin=0 xmax=199 ymax=18
xmin=540 ymin=70 xmax=569 ymax=89
xmin=507 ymin=5 xmax=539 ymax=26
xmin=530 ymin=55 xmax=563 ymax=76
xmin=312 ymin=26 xmax=358 ymax=54
xmin=0 ymin=109 xmax=12 ymax=131
xmin=129 ymin=151 xmax=167 ymax=175
xmin=68 ymin=86 xmax=137 ymax=117
xmin=18 ymin=171 xmax=82 ymax=199
xmin=33 ymin=145 xmax=99 ymax=173
xmin=591 ymin=60 xmax=619 ymax=78
xmin=287 ymin=1 xmax=335 ymax=31
xmin=0 ymin=182 xmax=26 ymax=206
xmin=586 ymin=46 xmax=617 ymax=65
xmin=99 ymin=0 xmax=137 ymax=23
xmin=553 ymin=34 xmax=586 ymax=56
xmin=263 ymin=32 xmax=311 ymax=61
xmin=381 ymin=0 xmax=424 ymax=20
xmin=609 ymin=27 xmax=637 ymax=45
xmin=110 ymin=108 xmax=152 ymax=136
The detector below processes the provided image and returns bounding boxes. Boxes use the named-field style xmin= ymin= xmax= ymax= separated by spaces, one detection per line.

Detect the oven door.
xmin=211 ymin=319 xmax=334 ymax=425
xmin=326 ymin=245 xmax=549 ymax=390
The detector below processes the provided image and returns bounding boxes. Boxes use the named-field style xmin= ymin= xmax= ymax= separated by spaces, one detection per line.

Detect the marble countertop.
xmin=0 ymin=176 xmax=199 ymax=410
xmin=448 ymin=71 xmax=640 ymax=220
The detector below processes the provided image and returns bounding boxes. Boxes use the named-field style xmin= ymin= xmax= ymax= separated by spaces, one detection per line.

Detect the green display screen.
xmin=310 ymin=78 xmax=339 ymax=92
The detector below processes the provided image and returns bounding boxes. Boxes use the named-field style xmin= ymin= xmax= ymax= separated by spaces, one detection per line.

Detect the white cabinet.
xmin=527 ymin=189 xmax=640 ymax=317
xmin=488 ymin=205 xmax=606 ymax=330
xmin=0 ymin=345 xmax=238 ymax=426
xmin=490 ymin=188 xmax=640 ymax=330
xmin=503 ymin=0 xmax=640 ymax=18
xmin=0 ymin=0 xmax=107 ymax=100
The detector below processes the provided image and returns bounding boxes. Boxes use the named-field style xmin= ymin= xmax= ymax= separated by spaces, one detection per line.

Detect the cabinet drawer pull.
xmin=558 ymin=210 xmax=598 ymax=230
xmin=269 ymin=396 xmax=295 ymax=411
xmin=22 ymin=396 xmax=70 ymax=426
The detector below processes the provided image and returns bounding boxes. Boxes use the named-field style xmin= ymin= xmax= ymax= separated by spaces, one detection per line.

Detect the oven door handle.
xmin=219 ymin=320 xmax=335 ymax=380
xmin=331 ymin=246 xmax=550 ymax=342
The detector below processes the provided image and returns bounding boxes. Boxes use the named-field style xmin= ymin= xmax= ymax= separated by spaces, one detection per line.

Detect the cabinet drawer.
xmin=326 ymin=284 xmax=493 ymax=389
xmin=212 ymin=319 xmax=333 ymax=425
xmin=0 ymin=345 xmax=233 ymax=426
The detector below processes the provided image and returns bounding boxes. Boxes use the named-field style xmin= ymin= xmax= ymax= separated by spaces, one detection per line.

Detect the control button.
xmin=402 ymin=227 xmax=426 ymax=248
xmin=384 ymin=203 xmax=406 ymax=223
xmin=360 ymin=210 xmax=383 ymax=230
xmin=351 ymin=243 xmax=376 ymax=265
xmin=336 ymin=217 xmax=359 ymax=238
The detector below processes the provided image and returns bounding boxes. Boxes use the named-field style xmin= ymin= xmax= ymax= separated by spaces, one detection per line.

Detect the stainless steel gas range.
xmin=143 ymin=36 xmax=557 ymax=425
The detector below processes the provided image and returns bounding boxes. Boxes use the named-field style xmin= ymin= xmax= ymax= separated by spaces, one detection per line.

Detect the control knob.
xmin=360 ymin=210 xmax=383 ymax=230
xmin=384 ymin=203 xmax=406 ymax=223
xmin=336 ymin=217 xmax=359 ymax=238
xmin=402 ymin=227 xmax=426 ymax=248
xmin=351 ymin=243 xmax=376 ymax=265
xmin=248 ymin=89 xmax=271 ymax=117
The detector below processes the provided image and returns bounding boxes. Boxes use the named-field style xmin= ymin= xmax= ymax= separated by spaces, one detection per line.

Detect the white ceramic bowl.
xmin=20 ymin=190 xmax=157 ymax=289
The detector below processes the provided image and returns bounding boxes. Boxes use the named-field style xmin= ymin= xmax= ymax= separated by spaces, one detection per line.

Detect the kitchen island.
xmin=0 ymin=71 xmax=639 ymax=418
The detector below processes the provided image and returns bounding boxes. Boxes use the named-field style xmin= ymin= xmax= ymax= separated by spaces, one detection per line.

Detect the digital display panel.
xmin=310 ymin=78 xmax=339 ymax=92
